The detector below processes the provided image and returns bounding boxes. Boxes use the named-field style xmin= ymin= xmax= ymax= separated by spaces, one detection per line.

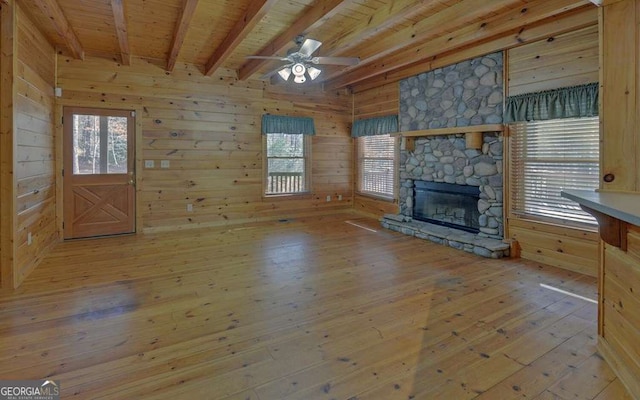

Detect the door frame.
xmin=56 ymin=102 xmax=143 ymax=240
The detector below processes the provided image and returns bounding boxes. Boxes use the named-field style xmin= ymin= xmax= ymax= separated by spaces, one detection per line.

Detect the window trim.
xmin=355 ymin=134 xmax=398 ymax=202
xmin=262 ymin=133 xmax=312 ymax=197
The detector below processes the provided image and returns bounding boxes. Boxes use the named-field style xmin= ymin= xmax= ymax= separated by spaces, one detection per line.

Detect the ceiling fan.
xmin=246 ymin=35 xmax=360 ymax=84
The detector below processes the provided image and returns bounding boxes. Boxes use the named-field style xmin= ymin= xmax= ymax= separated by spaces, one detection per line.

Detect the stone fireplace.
xmin=414 ymin=181 xmax=481 ymax=233
xmin=382 ymin=132 xmax=509 ymax=258
xmin=399 ymin=133 xmax=504 ymax=240
xmin=380 ymin=52 xmax=509 ymax=258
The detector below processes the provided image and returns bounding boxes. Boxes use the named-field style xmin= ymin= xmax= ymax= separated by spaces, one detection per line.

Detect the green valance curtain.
xmin=351 ymin=115 xmax=399 ymax=137
xmin=504 ymin=82 xmax=599 ymax=123
xmin=261 ymin=114 xmax=316 ymax=135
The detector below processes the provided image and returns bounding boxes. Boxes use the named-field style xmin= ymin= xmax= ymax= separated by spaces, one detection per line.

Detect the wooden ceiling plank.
xmin=204 ymin=0 xmax=279 ymax=76
xmin=343 ymin=0 xmax=521 ymax=66
xmin=350 ymin=7 xmax=598 ymax=93
xmin=326 ymin=0 xmax=513 ymax=58
xmin=325 ymin=0 xmax=589 ymax=89
xmin=31 ymin=0 xmax=84 ymax=59
xmin=324 ymin=0 xmax=448 ymax=55
xmin=166 ymin=0 xmax=199 ymax=72
xmin=110 ymin=0 xmax=130 ymax=65
xmin=237 ymin=0 xmax=347 ymax=81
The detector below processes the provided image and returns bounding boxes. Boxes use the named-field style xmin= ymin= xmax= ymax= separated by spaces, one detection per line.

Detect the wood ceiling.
xmin=19 ymin=0 xmax=597 ymax=90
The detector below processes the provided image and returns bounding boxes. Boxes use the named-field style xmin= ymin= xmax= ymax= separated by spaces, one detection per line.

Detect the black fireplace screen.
xmin=414 ymin=181 xmax=480 ymax=233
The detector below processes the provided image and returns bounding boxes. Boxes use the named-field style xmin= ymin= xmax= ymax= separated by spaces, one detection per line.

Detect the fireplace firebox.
xmin=414 ymin=181 xmax=480 ymax=233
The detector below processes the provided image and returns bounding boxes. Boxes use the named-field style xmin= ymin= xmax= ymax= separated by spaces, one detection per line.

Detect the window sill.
xmin=263 ymin=193 xmax=313 ymax=201
xmin=508 ymin=213 xmax=598 ymax=234
xmin=356 ymin=192 xmax=396 ymax=203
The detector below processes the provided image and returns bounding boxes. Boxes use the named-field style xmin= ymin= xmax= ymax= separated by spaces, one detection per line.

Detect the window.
xmin=72 ymin=115 xmax=129 ymax=174
xmin=510 ymin=117 xmax=599 ymax=227
xmin=357 ymin=134 xmax=396 ymax=199
xmin=265 ymin=133 xmax=310 ymax=195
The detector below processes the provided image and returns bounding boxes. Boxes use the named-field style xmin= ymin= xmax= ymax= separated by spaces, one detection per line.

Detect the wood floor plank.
xmin=546 ymin=353 xmax=617 ymax=400
xmin=0 ymin=213 xmax=629 ymax=399
xmin=594 ymin=379 xmax=635 ymax=400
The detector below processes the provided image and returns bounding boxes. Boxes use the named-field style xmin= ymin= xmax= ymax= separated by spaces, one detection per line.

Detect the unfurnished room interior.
xmin=1 ymin=0 xmax=639 ymax=399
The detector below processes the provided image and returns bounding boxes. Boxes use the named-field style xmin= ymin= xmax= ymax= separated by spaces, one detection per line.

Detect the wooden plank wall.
xmin=600 ymin=224 xmax=640 ymax=398
xmin=0 ymin=3 xmax=57 ymax=289
xmin=597 ymin=2 xmax=640 ymax=397
xmin=56 ymin=57 xmax=352 ymax=232
xmin=352 ymin=82 xmax=399 ymax=218
xmin=600 ymin=0 xmax=639 ymax=192
xmin=508 ymin=25 xmax=599 ymax=96
xmin=0 ymin=0 xmax=16 ymax=290
xmin=506 ymin=26 xmax=600 ymax=277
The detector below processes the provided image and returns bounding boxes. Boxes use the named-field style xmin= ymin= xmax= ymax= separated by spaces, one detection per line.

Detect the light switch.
xmin=145 ymin=160 xmax=154 ymax=168
xmin=161 ymin=160 xmax=170 ymax=168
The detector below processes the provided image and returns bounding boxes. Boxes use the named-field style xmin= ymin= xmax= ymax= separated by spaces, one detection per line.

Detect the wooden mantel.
xmin=391 ymin=124 xmax=504 ymax=151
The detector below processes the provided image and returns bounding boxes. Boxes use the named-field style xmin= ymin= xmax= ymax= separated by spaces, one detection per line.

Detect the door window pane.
xmin=73 ymin=114 xmax=128 ymax=175
xmin=108 ymin=117 xmax=128 ymax=173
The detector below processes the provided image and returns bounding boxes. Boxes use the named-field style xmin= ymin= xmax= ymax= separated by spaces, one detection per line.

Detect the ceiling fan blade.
xmin=298 ymin=39 xmax=322 ymax=57
xmin=246 ymin=55 xmax=290 ymax=61
xmin=311 ymin=56 xmax=360 ymax=66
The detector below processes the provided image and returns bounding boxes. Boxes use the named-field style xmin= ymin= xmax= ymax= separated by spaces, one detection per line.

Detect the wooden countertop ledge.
xmin=562 ymin=189 xmax=640 ymax=251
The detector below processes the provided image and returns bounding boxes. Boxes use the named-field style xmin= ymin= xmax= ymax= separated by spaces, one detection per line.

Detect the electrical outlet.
xmin=27 ymin=232 xmax=32 ymax=246
xmin=186 ymin=204 xmax=193 ymax=212
xmin=337 ymin=194 xmax=342 ymax=201
xmin=161 ymin=160 xmax=170 ymax=168
xmin=145 ymin=160 xmax=154 ymax=168
xmin=326 ymin=195 xmax=331 ymax=202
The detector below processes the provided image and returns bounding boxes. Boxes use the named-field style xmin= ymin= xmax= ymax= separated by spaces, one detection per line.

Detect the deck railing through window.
xmin=267 ymin=172 xmax=305 ymax=194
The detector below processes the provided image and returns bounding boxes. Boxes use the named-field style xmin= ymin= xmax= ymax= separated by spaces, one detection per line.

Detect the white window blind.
xmin=265 ymin=133 xmax=309 ymax=195
xmin=510 ymin=117 xmax=599 ymax=227
xmin=357 ymin=135 xmax=396 ymax=199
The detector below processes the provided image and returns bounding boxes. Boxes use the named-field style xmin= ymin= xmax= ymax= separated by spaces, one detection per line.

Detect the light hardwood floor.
xmin=0 ymin=214 xmax=632 ymax=399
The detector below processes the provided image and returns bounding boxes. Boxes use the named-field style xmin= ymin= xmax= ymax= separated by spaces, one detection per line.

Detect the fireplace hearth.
xmin=414 ymin=181 xmax=480 ymax=233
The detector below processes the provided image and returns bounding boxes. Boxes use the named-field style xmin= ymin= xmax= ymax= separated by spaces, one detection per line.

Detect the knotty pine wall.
xmin=352 ymin=82 xmax=399 ymax=218
xmin=600 ymin=0 xmax=640 ymax=193
xmin=0 ymin=3 xmax=57 ymax=290
xmin=0 ymin=0 xmax=13 ymax=290
xmin=505 ymin=26 xmax=600 ymax=276
xmin=508 ymin=25 xmax=599 ymax=96
xmin=56 ymin=57 xmax=352 ymax=232
xmin=15 ymin=5 xmax=57 ymax=285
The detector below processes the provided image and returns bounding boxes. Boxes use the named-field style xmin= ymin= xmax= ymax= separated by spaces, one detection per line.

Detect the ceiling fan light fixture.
xmin=291 ymin=63 xmax=307 ymax=83
xmin=292 ymin=63 xmax=306 ymax=77
xmin=277 ymin=67 xmax=292 ymax=81
xmin=307 ymin=66 xmax=321 ymax=80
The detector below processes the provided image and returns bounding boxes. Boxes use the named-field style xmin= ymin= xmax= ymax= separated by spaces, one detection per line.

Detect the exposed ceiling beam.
xmin=204 ymin=0 xmax=278 ymax=76
xmin=31 ymin=0 xmax=84 ymax=59
xmin=237 ymin=0 xmax=347 ymax=81
xmin=166 ymin=0 xmax=199 ymax=72
xmin=351 ymin=7 xmax=597 ymax=93
xmin=325 ymin=0 xmax=589 ymax=90
xmin=110 ymin=0 xmax=130 ymax=65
